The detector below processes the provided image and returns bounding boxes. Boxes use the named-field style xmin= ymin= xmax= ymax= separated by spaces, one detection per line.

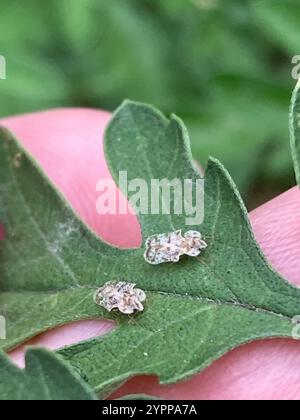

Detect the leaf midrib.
xmin=2 ymin=285 xmax=294 ymax=323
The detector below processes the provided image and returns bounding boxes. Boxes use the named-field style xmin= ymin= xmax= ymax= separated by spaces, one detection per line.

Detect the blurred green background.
xmin=0 ymin=0 xmax=300 ymax=207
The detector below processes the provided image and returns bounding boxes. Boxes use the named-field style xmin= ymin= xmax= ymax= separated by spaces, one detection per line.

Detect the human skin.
xmin=1 ymin=108 xmax=300 ymax=400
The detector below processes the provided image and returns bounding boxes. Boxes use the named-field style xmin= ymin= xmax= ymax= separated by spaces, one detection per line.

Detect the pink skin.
xmin=1 ymin=109 xmax=300 ymax=400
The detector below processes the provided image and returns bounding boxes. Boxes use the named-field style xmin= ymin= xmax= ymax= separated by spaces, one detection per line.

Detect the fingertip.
xmin=250 ymin=186 xmax=300 ymax=286
xmin=10 ymin=319 xmax=115 ymax=368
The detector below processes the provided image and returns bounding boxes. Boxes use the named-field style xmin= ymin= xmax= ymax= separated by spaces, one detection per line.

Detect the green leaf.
xmin=0 ymin=348 xmax=97 ymax=400
xmin=1 ymin=101 xmax=300 ymax=396
xmin=290 ymin=79 xmax=300 ymax=186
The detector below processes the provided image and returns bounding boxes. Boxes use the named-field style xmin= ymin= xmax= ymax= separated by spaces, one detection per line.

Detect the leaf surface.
xmin=0 ymin=102 xmax=299 ymax=394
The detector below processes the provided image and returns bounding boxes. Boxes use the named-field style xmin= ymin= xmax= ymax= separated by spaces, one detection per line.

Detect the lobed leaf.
xmin=0 ymin=101 xmax=299 ymax=395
